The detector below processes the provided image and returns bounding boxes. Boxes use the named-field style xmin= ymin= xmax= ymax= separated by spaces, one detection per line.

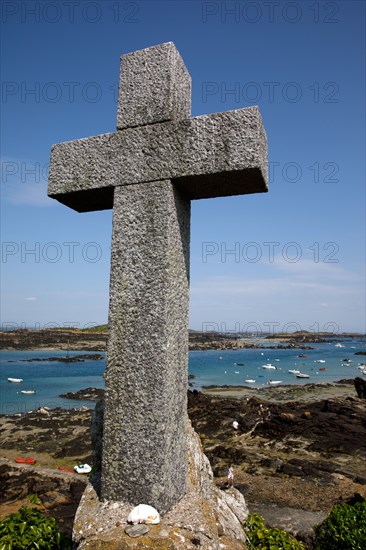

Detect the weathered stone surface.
xmin=251 ymin=503 xmax=326 ymax=549
xmin=124 ymin=524 xmax=150 ymax=537
xmin=48 ymin=107 xmax=267 ymax=212
xmin=101 ymin=181 xmax=190 ymax=512
xmin=73 ymin=419 xmax=248 ymax=549
xmin=48 ymin=42 xmax=268 ymax=519
xmin=117 ymin=42 xmax=191 ymax=129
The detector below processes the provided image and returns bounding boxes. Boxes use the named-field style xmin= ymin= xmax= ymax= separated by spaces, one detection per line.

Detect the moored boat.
xmin=20 ymin=390 xmax=36 ymax=394
xmin=74 ymin=463 xmax=92 ymax=474
xmin=15 ymin=457 xmax=36 ymax=465
xmin=8 ymin=377 xmax=23 ymax=383
xmin=288 ymin=369 xmax=301 ymax=374
xmin=268 ymin=380 xmax=282 ymax=385
xmin=245 ymin=379 xmax=256 ymax=384
xmin=296 ymin=373 xmax=310 ymax=379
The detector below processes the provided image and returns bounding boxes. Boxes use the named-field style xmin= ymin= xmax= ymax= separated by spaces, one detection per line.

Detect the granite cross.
xmin=48 ymin=42 xmax=268 ymax=514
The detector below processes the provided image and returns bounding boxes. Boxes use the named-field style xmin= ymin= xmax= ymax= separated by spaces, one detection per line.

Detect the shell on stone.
xmin=127 ymin=504 xmax=160 ymax=525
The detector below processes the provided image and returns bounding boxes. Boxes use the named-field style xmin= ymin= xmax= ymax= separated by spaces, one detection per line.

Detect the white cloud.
xmin=270 ymin=255 xmax=363 ymax=281
xmin=189 ymin=261 xmax=366 ymax=332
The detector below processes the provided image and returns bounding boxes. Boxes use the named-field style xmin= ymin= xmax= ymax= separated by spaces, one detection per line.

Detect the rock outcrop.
xmin=0 ymin=458 xmax=87 ymax=532
xmin=354 ymin=377 xmax=366 ymax=398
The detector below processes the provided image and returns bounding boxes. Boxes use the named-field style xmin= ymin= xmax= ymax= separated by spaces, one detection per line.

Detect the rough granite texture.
xmin=74 ymin=418 xmax=248 ymax=549
xmin=116 ymin=42 xmax=191 ymax=129
xmin=47 ymin=42 xmax=268 ymax=515
xmin=49 ymin=107 xmax=267 ymax=212
xmin=101 ymin=181 xmax=190 ymax=512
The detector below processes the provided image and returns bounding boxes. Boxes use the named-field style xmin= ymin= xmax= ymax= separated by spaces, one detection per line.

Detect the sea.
xmin=1 ymin=338 xmax=365 ymax=414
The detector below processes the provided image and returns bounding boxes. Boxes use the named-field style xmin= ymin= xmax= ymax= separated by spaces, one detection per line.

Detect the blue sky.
xmin=1 ymin=0 xmax=365 ymax=334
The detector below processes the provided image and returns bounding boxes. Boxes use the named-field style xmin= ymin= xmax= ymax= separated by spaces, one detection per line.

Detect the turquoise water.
xmin=0 ymin=350 xmax=106 ymax=414
xmin=189 ymin=340 xmax=365 ymax=389
xmin=1 ymin=340 xmax=365 ymax=414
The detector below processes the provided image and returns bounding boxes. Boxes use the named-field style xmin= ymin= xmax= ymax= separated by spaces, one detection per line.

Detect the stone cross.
xmin=48 ymin=42 xmax=268 ymax=514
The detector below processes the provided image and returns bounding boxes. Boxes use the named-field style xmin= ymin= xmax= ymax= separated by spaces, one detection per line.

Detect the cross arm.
xmin=48 ymin=106 xmax=267 ymax=212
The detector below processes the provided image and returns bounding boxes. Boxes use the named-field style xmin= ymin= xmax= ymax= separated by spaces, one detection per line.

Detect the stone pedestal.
xmin=74 ymin=416 xmax=249 ymax=549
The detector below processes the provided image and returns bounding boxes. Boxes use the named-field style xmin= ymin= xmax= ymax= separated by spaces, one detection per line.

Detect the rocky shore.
xmin=4 ymin=328 xmax=362 ymax=352
xmin=0 ymin=329 xmax=108 ymax=351
xmin=8 ymin=353 xmax=103 ymax=363
xmin=1 ymin=381 xmax=365 ymax=546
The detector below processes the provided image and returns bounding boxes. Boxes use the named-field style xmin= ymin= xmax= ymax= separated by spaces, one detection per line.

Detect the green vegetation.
xmin=0 ymin=506 xmax=71 ymax=550
xmin=27 ymin=495 xmax=42 ymax=506
xmin=314 ymin=501 xmax=366 ymax=550
xmin=244 ymin=513 xmax=305 ymax=550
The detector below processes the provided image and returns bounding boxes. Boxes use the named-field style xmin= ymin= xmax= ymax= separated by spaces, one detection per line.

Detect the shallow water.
xmin=0 ymin=339 xmax=364 ymax=414
xmin=189 ymin=339 xmax=366 ymax=390
xmin=0 ymin=350 xmax=106 ymax=414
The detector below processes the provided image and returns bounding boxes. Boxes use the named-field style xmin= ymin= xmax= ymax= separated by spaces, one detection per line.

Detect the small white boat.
xmin=234 ymin=371 xmax=240 ymax=374
xmin=288 ymin=369 xmax=301 ymax=375
xmin=262 ymin=364 xmax=276 ymax=369
xmin=296 ymin=373 xmax=310 ymax=379
xmin=245 ymin=379 xmax=256 ymax=384
xmin=268 ymin=380 xmax=282 ymax=385
xmin=8 ymin=377 xmax=23 ymax=383
xmin=315 ymin=360 xmax=326 ymax=363
xmin=335 ymin=343 xmax=345 ymax=348
xmin=20 ymin=390 xmax=36 ymax=394
xmin=74 ymin=463 xmax=92 ymax=474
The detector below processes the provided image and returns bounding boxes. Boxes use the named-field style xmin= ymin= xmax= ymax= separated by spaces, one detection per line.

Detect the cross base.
xmin=74 ymin=418 xmax=248 ymax=549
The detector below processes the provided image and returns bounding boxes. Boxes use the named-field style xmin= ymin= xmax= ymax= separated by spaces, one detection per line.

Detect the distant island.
xmin=0 ymin=326 xmax=364 ymax=352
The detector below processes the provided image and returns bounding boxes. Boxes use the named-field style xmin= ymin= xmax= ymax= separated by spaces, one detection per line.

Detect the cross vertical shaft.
xmin=102 ymin=44 xmax=192 ymax=511
xmin=102 ymin=181 xmax=190 ymax=511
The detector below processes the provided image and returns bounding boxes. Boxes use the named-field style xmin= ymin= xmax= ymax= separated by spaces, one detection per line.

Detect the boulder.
xmin=354 ymin=377 xmax=366 ymax=398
